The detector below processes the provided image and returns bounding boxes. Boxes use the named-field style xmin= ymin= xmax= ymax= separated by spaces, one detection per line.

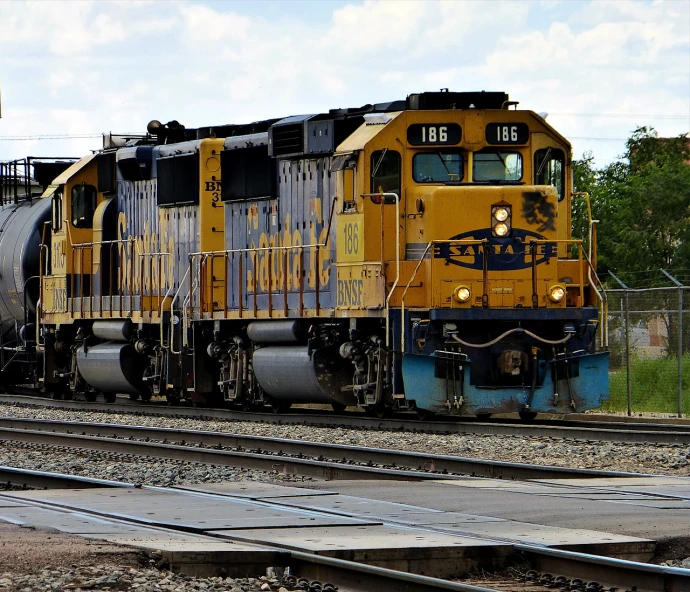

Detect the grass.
xmin=600 ymin=354 xmax=690 ymax=414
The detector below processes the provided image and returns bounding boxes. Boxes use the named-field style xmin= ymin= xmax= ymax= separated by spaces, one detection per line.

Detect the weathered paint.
xmin=222 ymin=157 xmax=336 ymax=317
xmin=402 ymin=350 xmax=610 ymax=415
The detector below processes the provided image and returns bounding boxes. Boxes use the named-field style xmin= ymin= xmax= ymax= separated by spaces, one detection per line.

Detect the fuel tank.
xmin=76 ymin=343 xmax=148 ymax=395
xmin=252 ymin=346 xmax=356 ymax=406
xmin=0 ymin=197 xmax=51 ymax=338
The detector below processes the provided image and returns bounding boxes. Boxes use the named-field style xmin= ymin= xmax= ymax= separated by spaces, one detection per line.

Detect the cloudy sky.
xmin=1 ymin=0 xmax=688 ymax=167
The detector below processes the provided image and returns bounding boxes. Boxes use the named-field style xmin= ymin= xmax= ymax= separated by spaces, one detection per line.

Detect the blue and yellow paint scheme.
xmin=29 ymin=91 xmax=608 ymax=416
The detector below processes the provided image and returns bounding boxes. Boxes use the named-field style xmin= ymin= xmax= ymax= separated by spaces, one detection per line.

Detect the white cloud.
xmin=0 ymin=0 xmax=687 ymax=166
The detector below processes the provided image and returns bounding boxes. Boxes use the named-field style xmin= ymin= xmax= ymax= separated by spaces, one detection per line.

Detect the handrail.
xmin=167 ymin=265 xmax=190 ymax=354
xmin=189 ymin=245 xmax=313 ymax=321
xmin=361 ymin=193 xmax=400 ymax=348
xmin=525 ymin=237 xmax=607 ymax=306
xmin=399 ymin=239 xmax=488 ymax=353
xmin=69 ymin=238 xmax=172 ymax=319
xmin=527 ymin=237 xmax=607 ymax=348
xmin=181 ymin=276 xmax=198 ymax=350
xmin=186 ymin=200 xmax=336 ymax=321
xmin=187 ymin=242 xmax=328 ymax=258
xmin=399 ymin=237 xmax=607 ymax=354
xmin=573 ymin=191 xmax=606 ymax=345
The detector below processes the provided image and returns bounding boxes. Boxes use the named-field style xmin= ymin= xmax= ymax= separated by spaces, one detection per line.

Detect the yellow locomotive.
xmin=4 ymin=90 xmax=609 ymax=418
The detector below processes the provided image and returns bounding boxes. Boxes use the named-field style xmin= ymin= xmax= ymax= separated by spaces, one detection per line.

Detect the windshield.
xmin=413 ymin=151 xmax=463 ymax=183
xmin=473 ymin=150 xmax=522 ymax=182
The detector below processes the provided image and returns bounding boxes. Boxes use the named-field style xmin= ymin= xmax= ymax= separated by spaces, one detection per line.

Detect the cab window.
xmin=535 ymin=148 xmax=565 ymax=201
xmin=473 ymin=150 xmax=523 ymax=182
xmin=370 ymin=149 xmax=401 ymax=195
xmin=413 ymin=151 xmax=463 ymax=183
xmin=52 ymin=190 xmax=63 ymax=232
xmin=71 ymin=183 xmax=97 ymax=228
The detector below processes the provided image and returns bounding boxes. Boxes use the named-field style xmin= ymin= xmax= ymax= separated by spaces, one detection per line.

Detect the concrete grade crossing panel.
xmin=0 ymin=479 xmax=663 ymax=578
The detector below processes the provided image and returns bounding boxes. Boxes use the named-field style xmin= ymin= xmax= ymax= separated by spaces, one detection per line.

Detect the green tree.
xmin=573 ymin=128 xmax=690 ymax=358
xmin=572 ymin=127 xmax=690 ymax=283
xmin=614 ymin=128 xmax=690 ymax=280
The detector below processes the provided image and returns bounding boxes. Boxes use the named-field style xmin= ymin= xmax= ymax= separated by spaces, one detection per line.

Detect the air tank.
xmin=0 ymin=197 xmax=51 ymax=339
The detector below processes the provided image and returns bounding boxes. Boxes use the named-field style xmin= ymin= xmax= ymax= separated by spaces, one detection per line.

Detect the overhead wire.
xmin=0 ymin=134 xmax=102 ymax=141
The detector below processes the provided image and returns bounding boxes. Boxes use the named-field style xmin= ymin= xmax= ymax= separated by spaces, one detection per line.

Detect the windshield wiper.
xmin=536 ymin=147 xmax=552 ymax=177
xmin=436 ymin=151 xmax=452 ymax=178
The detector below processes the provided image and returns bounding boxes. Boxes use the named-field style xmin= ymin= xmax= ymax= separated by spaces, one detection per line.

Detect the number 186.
xmin=497 ymin=126 xmax=518 ymax=142
xmin=422 ymin=126 xmax=448 ymax=143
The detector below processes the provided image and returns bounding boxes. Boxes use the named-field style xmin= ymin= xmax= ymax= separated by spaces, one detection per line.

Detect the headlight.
xmin=493 ymin=207 xmax=509 ymax=222
xmin=492 ymin=204 xmax=512 ymax=237
xmin=548 ymin=285 xmax=566 ymax=302
xmin=494 ymin=222 xmax=509 ymax=237
xmin=453 ymin=285 xmax=471 ymax=303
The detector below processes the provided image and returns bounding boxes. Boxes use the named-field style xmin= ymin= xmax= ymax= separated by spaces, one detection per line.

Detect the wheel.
xmin=519 ymin=410 xmax=537 ymax=421
xmin=129 ymin=393 xmax=140 ymax=401
xmin=84 ymin=392 xmax=98 ymax=402
xmin=140 ymin=392 xmax=153 ymax=403
xmin=104 ymin=393 xmax=117 ymax=403
xmin=270 ymin=401 xmax=291 ymax=414
xmin=475 ymin=413 xmax=492 ymax=420
xmin=416 ymin=408 xmax=435 ymax=421
xmin=374 ymin=404 xmax=393 ymax=419
xmin=52 ymin=387 xmax=71 ymax=401
xmin=331 ymin=402 xmax=347 ymax=413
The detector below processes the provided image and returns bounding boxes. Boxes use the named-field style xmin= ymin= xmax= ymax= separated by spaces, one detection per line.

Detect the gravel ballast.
xmin=0 ymin=523 xmax=303 ymax=591
xmin=0 ymin=402 xmax=688 ymax=477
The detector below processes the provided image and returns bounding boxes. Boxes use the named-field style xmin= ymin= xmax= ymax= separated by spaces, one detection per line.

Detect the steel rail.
xmin=0 ymin=425 xmax=478 ymax=481
xmin=0 ymin=465 xmax=134 ymax=490
xmin=517 ymin=545 xmax=690 ymax=592
xmin=286 ymin=551 xmax=497 ymax=592
xmin=2 ymin=393 xmax=690 ymax=444
xmin=0 ymin=419 xmax=667 ymax=482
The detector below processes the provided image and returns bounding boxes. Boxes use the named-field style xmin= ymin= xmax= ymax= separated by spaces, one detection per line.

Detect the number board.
xmin=485 ymin=123 xmax=529 ymax=145
xmin=407 ymin=124 xmax=461 ymax=145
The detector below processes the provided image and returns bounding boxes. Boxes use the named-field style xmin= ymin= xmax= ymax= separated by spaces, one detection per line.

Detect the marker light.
xmin=494 ymin=222 xmax=509 ymax=237
xmin=493 ymin=207 xmax=509 ymax=222
xmin=548 ymin=285 xmax=566 ymax=302
xmin=453 ymin=285 xmax=471 ymax=303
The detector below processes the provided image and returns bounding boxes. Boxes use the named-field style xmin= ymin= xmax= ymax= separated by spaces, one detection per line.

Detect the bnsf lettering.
xmin=52 ymin=286 xmax=67 ymax=311
xmin=205 ymin=180 xmax=222 ymax=202
xmin=337 ymin=279 xmax=363 ymax=307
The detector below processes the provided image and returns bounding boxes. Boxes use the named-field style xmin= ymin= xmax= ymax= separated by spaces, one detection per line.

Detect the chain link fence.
xmin=603 ymin=270 xmax=690 ymax=416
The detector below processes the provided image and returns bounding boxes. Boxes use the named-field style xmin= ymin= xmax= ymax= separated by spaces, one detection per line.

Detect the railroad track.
xmin=0 ymin=416 xmax=670 ymax=481
xmin=1 ymin=467 xmax=688 ymax=591
xmin=2 ymin=392 xmax=690 ymax=445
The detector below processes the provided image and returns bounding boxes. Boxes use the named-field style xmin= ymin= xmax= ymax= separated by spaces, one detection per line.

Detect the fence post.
xmin=661 ymin=270 xmax=684 ymax=418
xmin=609 ymin=272 xmax=631 ymax=416
xmin=680 ymin=288 xmax=684 ymax=417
